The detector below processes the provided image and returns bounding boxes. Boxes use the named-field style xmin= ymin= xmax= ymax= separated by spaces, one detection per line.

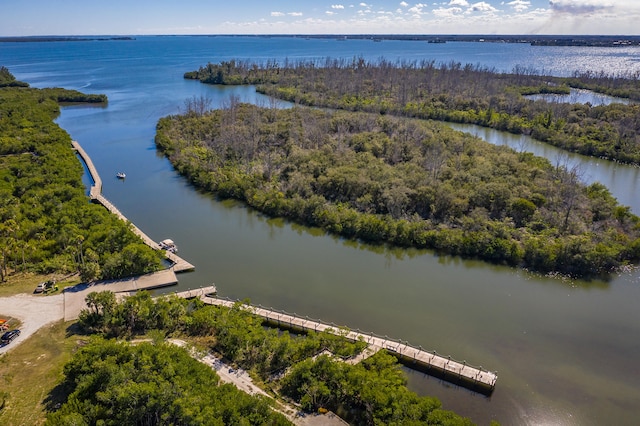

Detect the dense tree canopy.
xmin=0 ymin=69 xmax=162 ymax=282
xmin=156 ymin=103 xmax=640 ymax=278
xmin=281 ymin=352 xmax=473 ymax=425
xmin=47 ymin=338 xmax=289 ymax=426
xmin=79 ymin=291 xmax=367 ymax=380
xmin=186 ymin=59 xmax=640 ymax=164
xmin=72 ymin=292 xmax=475 ymax=425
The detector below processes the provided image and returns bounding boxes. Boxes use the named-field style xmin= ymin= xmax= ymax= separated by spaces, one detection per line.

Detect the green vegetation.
xmin=47 ymin=338 xmax=289 ymax=425
xmin=0 ymin=272 xmax=76 ymax=297
xmin=68 ymin=291 xmax=474 ymax=425
xmin=44 ymin=87 xmax=107 ymax=104
xmin=0 ymin=68 xmax=162 ymax=283
xmin=156 ymin=103 xmax=640 ymax=278
xmin=79 ymin=291 xmax=367 ymax=381
xmin=185 ymin=59 xmax=640 ymax=164
xmin=0 ymin=66 xmax=28 ymax=88
xmin=281 ymin=352 xmax=472 ymax=425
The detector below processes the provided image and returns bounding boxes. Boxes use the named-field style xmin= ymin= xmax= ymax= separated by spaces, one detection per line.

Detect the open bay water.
xmin=2 ymin=36 xmax=640 ymax=425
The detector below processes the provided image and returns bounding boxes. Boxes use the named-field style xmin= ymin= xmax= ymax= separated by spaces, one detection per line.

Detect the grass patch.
xmin=0 ymin=273 xmax=80 ymax=298
xmin=0 ymin=320 xmax=86 ymax=425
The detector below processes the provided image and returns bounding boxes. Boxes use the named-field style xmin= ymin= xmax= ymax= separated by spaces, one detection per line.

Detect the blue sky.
xmin=2 ymin=0 xmax=639 ymax=36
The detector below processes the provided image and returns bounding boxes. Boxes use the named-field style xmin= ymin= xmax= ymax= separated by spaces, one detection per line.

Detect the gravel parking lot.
xmin=0 ymin=293 xmax=64 ymax=355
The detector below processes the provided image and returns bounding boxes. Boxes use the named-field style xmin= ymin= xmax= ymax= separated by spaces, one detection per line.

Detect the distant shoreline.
xmin=1 ymin=34 xmax=638 ymax=47
xmin=0 ymin=36 xmax=134 ymax=43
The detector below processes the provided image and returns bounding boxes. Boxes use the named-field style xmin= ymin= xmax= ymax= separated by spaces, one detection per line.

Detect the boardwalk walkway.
xmin=72 ymin=141 xmax=194 ymax=272
xmin=195 ymin=295 xmax=497 ymax=394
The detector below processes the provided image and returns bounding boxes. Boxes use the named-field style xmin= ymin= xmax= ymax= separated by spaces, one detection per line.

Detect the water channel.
xmin=59 ymin=85 xmax=640 ymax=426
xmin=525 ymin=88 xmax=635 ymax=106
xmin=5 ymin=36 xmax=639 ymax=425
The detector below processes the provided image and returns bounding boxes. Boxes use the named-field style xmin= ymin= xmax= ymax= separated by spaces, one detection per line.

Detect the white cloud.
xmin=548 ymin=0 xmax=613 ymax=14
xmin=432 ymin=6 xmax=463 ymax=17
xmin=228 ymin=0 xmax=640 ymax=36
xmin=506 ymin=0 xmax=530 ymax=12
xmin=408 ymin=3 xmax=428 ymax=15
xmin=540 ymin=0 xmax=640 ymax=34
xmin=469 ymin=2 xmax=497 ymax=12
xmin=270 ymin=11 xmax=303 ymax=18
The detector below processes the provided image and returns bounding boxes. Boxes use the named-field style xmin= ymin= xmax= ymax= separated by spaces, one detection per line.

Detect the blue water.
xmin=525 ymin=88 xmax=634 ymax=106
xmin=2 ymin=36 xmax=640 ymax=426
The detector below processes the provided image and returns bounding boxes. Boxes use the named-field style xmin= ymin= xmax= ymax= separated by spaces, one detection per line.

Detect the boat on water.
xmin=116 ymin=172 xmax=126 ymax=179
xmin=158 ymin=238 xmax=178 ymax=253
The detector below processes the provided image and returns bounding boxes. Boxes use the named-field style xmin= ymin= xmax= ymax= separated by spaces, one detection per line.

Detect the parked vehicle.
xmin=34 ymin=279 xmax=57 ymax=294
xmin=1 ymin=329 xmax=20 ymax=344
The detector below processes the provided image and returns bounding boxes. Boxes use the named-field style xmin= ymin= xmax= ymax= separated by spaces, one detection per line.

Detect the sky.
xmin=1 ymin=0 xmax=639 ymax=36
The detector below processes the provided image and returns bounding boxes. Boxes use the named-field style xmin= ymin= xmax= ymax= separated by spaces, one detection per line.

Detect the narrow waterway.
xmin=61 ymin=102 xmax=640 ymax=426
xmin=56 ymin=81 xmax=640 ymax=426
xmin=525 ymin=88 xmax=635 ymax=106
xmin=447 ymin=123 xmax=640 ymax=214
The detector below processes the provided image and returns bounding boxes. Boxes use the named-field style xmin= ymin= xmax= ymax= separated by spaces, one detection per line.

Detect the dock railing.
xmin=199 ymin=295 xmax=497 ymax=394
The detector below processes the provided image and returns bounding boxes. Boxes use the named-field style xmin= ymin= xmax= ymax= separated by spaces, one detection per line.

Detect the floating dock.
xmin=72 ymin=141 xmax=194 ymax=272
xmin=186 ymin=294 xmax=497 ymax=395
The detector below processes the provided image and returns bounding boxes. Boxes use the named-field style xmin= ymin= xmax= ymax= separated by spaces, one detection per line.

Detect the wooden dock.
xmin=64 ymin=269 xmax=179 ymax=321
xmin=196 ymin=296 xmax=497 ymax=394
xmin=72 ymin=141 xmax=194 ymax=272
xmin=172 ymin=285 xmax=218 ymax=299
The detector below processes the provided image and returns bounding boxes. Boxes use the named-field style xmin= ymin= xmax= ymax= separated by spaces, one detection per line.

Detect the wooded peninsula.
xmin=185 ymin=59 xmax=640 ymax=164
xmin=155 ymin=60 xmax=640 ymax=279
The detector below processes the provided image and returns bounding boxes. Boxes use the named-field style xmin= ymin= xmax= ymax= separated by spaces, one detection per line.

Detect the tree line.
xmin=0 ymin=68 xmax=163 ymax=282
xmin=185 ymin=59 xmax=640 ymax=164
xmin=156 ymin=103 xmax=640 ymax=278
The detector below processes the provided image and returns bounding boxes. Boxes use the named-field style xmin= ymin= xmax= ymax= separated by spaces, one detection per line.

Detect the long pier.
xmin=188 ymin=294 xmax=497 ymax=394
xmin=72 ymin=141 xmax=194 ymax=272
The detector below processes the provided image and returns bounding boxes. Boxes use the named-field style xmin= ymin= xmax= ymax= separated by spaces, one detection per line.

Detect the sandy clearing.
xmin=0 ymin=293 xmax=64 ymax=355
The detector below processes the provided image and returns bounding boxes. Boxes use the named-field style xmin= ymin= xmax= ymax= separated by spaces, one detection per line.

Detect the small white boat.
xmin=116 ymin=172 xmax=126 ymax=179
xmin=158 ymin=238 xmax=178 ymax=253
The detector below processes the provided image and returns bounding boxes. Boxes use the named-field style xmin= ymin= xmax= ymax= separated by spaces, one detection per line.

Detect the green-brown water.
xmin=4 ymin=36 xmax=640 ymax=425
